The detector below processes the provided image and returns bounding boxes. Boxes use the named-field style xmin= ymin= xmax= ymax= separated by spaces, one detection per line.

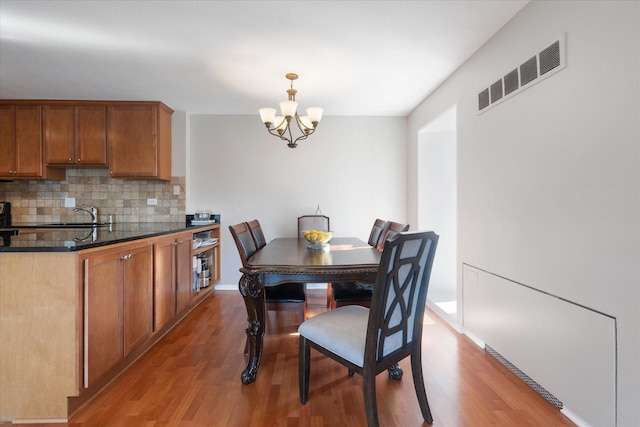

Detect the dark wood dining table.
xmin=238 ymin=237 xmax=382 ymax=384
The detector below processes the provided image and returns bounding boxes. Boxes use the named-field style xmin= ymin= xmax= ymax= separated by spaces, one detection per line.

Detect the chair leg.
xmin=387 ymin=363 xmax=403 ymax=380
xmin=410 ymin=350 xmax=433 ymax=424
xmin=299 ymin=336 xmax=311 ymax=404
xmin=363 ymin=370 xmax=380 ymax=427
xmin=298 ymin=302 xmax=306 ymax=324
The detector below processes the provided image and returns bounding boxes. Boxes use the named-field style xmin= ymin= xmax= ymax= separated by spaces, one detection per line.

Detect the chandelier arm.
xmin=265 ymin=126 xmax=293 ymax=143
xmin=292 ymin=128 xmax=315 ymax=146
xmin=293 ymin=112 xmax=311 ymax=135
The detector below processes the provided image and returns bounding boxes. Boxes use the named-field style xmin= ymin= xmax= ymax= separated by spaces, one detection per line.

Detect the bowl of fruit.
xmin=302 ymin=229 xmax=332 ymax=249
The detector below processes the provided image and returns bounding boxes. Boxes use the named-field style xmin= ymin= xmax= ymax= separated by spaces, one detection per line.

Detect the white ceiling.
xmin=0 ymin=0 xmax=528 ymax=116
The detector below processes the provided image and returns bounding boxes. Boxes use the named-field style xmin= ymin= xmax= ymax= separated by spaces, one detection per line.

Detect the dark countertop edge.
xmin=0 ymin=223 xmax=219 ymax=253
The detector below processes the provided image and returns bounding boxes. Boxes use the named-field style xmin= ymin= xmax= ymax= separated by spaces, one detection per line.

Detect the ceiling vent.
xmin=478 ymin=34 xmax=566 ymax=113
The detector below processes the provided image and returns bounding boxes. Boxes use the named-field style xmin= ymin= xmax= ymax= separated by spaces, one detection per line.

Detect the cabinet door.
xmin=77 ymin=105 xmax=107 ymax=165
xmin=44 ymin=105 xmax=107 ymax=166
xmin=44 ymin=105 xmax=75 ymax=164
xmin=0 ymin=105 xmax=15 ymax=175
xmin=108 ymin=105 xmax=158 ymax=178
xmin=175 ymin=232 xmax=193 ymax=314
xmin=84 ymin=249 xmax=123 ymax=388
xmin=122 ymin=243 xmax=153 ymax=356
xmin=153 ymin=235 xmax=177 ymax=331
xmin=14 ymin=105 xmax=43 ymax=177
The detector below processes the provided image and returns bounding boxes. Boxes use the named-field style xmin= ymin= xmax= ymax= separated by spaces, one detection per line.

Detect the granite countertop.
xmin=0 ymin=222 xmax=218 ymax=252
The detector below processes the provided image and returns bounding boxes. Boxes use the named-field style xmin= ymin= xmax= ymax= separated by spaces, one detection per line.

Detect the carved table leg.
xmin=238 ymin=272 xmax=265 ymax=384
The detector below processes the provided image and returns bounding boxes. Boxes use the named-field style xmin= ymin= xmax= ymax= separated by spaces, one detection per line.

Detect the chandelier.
xmin=258 ymin=73 xmax=324 ymax=148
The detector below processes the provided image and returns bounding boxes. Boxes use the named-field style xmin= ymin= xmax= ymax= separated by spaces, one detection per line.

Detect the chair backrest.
xmin=367 ymin=219 xmax=390 ymax=248
xmin=366 ymin=231 xmax=438 ymax=364
xmin=229 ymin=222 xmax=258 ymax=267
xmin=376 ymin=221 xmax=409 ymax=251
xmin=246 ymin=219 xmax=267 ymax=250
xmin=298 ymin=215 xmax=330 ymax=238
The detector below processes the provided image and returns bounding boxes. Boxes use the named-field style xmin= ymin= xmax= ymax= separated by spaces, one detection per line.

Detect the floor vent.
xmin=485 ymin=345 xmax=563 ymax=410
xmin=478 ymin=34 xmax=566 ymax=113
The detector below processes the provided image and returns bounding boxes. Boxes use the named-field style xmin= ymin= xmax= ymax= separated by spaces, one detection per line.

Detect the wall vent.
xmin=539 ymin=40 xmax=561 ymax=75
xmin=485 ymin=345 xmax=563 ymax=410
xmin=478 ymin=34 xmax=566 ymax=113
xmin=520 ymin=56 xmax=538 ymax=87
xmin=478 ymin=88 xmax=490 ymax=110
xmin=503 ymin=68 xmax=519 ymax=96
xmin=490 ymin=79 xmax=503 ymax=103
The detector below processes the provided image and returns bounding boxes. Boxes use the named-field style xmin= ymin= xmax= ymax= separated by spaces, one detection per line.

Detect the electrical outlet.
xmin=64 ymin=197 xmax=75 ymax=208
xmin=173 ymin=185 xmax=180 ymax=195
xmin=147 ymin=198 xmax=158 ymax=206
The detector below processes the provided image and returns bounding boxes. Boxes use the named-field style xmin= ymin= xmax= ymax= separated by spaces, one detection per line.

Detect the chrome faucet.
xmin=74 ymin=206 xmax=98 ymax=224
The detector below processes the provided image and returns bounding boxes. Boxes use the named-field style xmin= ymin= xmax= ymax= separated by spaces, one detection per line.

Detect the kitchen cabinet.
xmin=175 ymin=231 xmax=196 ymax=314
xmin=83 ymin=241 xmax=152 ymax=388
xmin=0 ymin=225 xmax=219 ymax=422
xmin=44 ymin=104 xmax=108 ymax=166
xmin=0 ymin=104 xmax=65 ymax=180
xmin=153 ymin=231 xmax=192 ymax=331
xmin=108 ymin=102 xmax=173 ymax=180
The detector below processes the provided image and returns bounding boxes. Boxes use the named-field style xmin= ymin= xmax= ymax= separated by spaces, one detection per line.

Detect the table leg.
xmin=238 ymin=272 xmax=265 ymax=384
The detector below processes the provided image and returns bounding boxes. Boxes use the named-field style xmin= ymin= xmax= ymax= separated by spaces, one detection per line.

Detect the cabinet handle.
xmin=68 ymin=157 xmax=72 ymax=162
xmin=177 ymin=240 xmax=184 ymax=245
xmin=77 ymin=158 xmax=81 ymax=162
xmin=122 ymin=254 xmax=132 ymax=260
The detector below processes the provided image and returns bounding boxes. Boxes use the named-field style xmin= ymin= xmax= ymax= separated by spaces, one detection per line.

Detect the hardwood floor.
xmin=14 ymin=289 xmax=576 ymax=426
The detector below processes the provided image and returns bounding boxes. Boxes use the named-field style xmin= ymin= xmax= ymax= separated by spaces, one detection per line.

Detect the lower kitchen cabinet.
xmin=175 ymin=231 xmax=195 ymax=314
xmin=154 ymin=231 xmax=192 ymax=331
xmin=82 ymin=241 xmax=153 ymax=388
xmin=0 ymin=225 xmax=220 ymax=422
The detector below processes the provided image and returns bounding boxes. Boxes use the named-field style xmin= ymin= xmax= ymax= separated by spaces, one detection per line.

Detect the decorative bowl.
xmin=302 ymin=230 xmax=332 ymax=249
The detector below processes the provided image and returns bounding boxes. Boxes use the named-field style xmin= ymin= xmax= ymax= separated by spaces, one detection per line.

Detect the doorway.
xmin=418 ymin=105 xmax=457 ymax=319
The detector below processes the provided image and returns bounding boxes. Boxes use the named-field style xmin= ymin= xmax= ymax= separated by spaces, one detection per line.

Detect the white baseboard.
xmin=561 ymin=406 xmax=594 ymax=427
xmin=426 ymin=299 xmax=463 ymax=333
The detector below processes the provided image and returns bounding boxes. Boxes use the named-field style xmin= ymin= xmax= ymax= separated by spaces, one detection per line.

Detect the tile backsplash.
xmin=0 ymin=169 xmax=185 ymax=224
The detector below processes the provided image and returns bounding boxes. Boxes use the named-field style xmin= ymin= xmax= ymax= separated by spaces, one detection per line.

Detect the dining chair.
xmin=329 ymin=220 xmax=409 ymax=309
xmin=297 ymin=214 xmax=331 ymax=299
xmin=229 ymin=222 xmax=307 ymax=324
xmin=367 ymin=218 xmax=391 ymax=248
xmin=326 ymin=219 xmax=389 ymax=308
xmin=376 ymin=221 xmax=410 ymax=251
xmin=298 ymin=230 xmax=439 ymax=427
xmin=245 ymin=219 xmax=267 ymax=249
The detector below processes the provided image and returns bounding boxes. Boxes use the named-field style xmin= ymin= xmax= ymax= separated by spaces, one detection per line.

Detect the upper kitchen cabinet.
xmin=108 ymin=102 xmax=173 ymax=180
xmin=0 ymin=104 xmax=65 ymax=180
xmin=44 ymin=104 xmax=108 ymax=167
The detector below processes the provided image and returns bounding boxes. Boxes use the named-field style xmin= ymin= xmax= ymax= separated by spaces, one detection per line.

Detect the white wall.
xmin=187 ymin=115 xmax=407 ymax=288
xmin=418 ymin=107 xmax=457 ymax=306
xmin=171 ymin=110 xmax=188 ymax=177
xmin=408 ymin=1 xmax=639 ymax=426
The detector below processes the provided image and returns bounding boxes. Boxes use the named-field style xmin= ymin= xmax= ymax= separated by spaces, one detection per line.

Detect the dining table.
xmin=238 ymin=236 xmax=382 ymax=384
